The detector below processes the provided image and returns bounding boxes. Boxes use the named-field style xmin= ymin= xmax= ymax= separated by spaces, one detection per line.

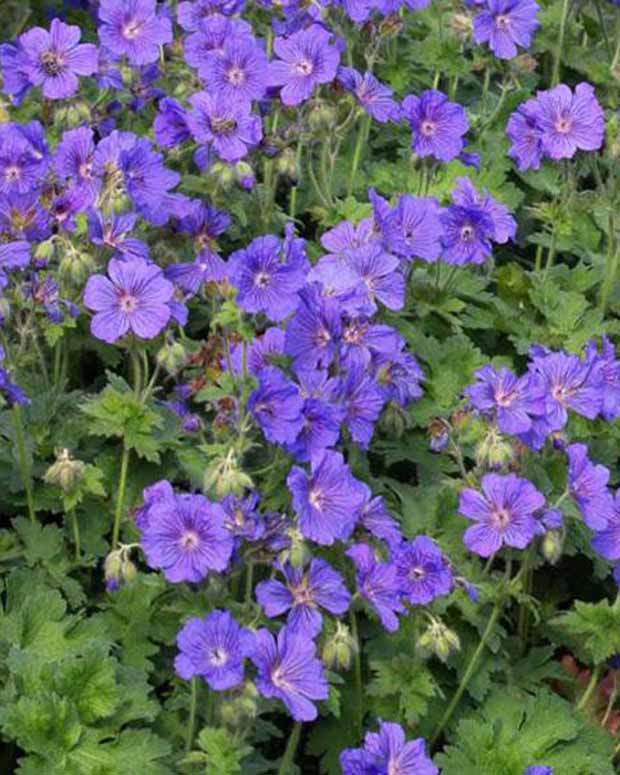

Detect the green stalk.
xmin=348 ymin=114 xmax=371 ymax=197
xmin=112 ymin=443 xmax=130 ymax=549
xmin=70 ymin=508 xmax=80 ymax=559
xmin=552 ymin=0 xmax=571 ymax=86
xmin=12 ymin=404 xmax=36 ymax=522
xmin=349 ymin=609 xmax=364 ymax=737
xmin=186 ymin=677 xmax=199 ymax=753
xmin=542 ymin=229 xmax=557 ymax=281
xmin=431 ymin=598 xmax=504 ymax=745
xmin=599 ymin=236 xmax=620 ymax=313
xmin=278 ymin=721 xmax=302 ymax=775
xmin=576 ymin=664 xmax=602 ymax=711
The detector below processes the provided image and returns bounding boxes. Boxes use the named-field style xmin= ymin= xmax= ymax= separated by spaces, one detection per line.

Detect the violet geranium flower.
xmin=255 ymin=558 xmax=351 ymax=636
xmin=473 ymin=0 xmax=540 ymax=60
xmin=187 ymin=91 xmax=262 ymax=162
xmin=340 ymin=721 xmax=438 ymax=775
xmin=566 ymin=443 xmax=614 ymax=531
xmin=98 ymin=0 xmax=173 ymax=66
xmin=83 ymin=256 xmax=174 ymax=344
xmin=251 ymin=625 xmax=329 ymax=721
xmin=337 ymin=67 xmax=401 ymax=123
xmin=138 ymin=490 xmax=234 ymax=583
xmin=459 ymin=473 xmax=545 ymax=557
xmin=287 ymin=449 xmax=367 ymax=545
xmin=346 ymin=543 xmax=405 ymax=632
xmin=401 ymin=90 xmax=469 ymax=162
xmin=19 ymin=18 xmax=98 ymax=100
xmin=175 ymin=609 xmax=255 ymax=690
xmin=394 ymin=536 xmax=453 ymax=605
xmin=268 ymin=25 xmax=340 ymax=107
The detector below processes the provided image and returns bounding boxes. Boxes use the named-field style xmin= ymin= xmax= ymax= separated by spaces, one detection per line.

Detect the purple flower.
xmin=440 ymin=203 xmax=495 ymax=265
xmin=337 ymin=67 xmax=400 ymax=122
xmin=251 ymin=625 xmax=329 ymax=721
xmin=119 ymin=137 xmax=182 ymax=223
xmin=154 ymin=97 xmax=191 ymax=148
xmin=330 ymin=364 xmax=385 ymax=449
xmin=248 ymin=366 xmax=304 ymax=445
xmin=373 ymin=348 xmax=425 ymax=407
xmin=340 ymin=721 xmax=438 ymax=775
xmin=221 ymin=492 xmax=265 ymax=543
xmin=394 ymin=536 xmax=453 ymax=604
xmin=268 ymin=25 xmax=340 ymax=106
xmin=228 ymin=234 xmax=308 ymax=321
xmin=591 ymin=490 xmax=620 ymax=561
xmin=183 ymin=16 xmax=253 ymax=73
xmin=459 ymin=473 xmax=545 ymax=557
xmin=534 ymin=82 xmax=604 ymax=160
xmin=451 ymin=177 xmax=517 ymax=244
xmin=0 ymin=42 xmax=33 ymax=102
xmin=566 ymin=443 xmax=614 ymax=531
xmin=0 ymin=124 xmax=48 ymax=195
xmin=284 ymin=285 xmax=342 ymax=373
xmin=523 ymin=768 xmax=553 ymax=775
xmin=187 ymin=91 xmax=262 ymax=162
xmin=346 ymin=543 xmax=405 ymax=632
xmin=358 ymin=488 xmax=403 ymax=550
xmin=344 ymin=242 xmax=405 ymax=312
xmin=138 ymin=490 xmax=234 ymax=583
xmin=287 ymin=449 xmax=367 ymax=545
xmin=53 ymin=126 xmax=99 ymax=202
xmin=506 ymin=98 xmax=544 ymax=171
xmin=585 ymin=337 xmax=620 ymax=421
xmin=200 ymin=36 xmax=268 ymax=106
xmin=473 ymin=0 xmax=540 ymax=60
xmin=287 ymin=369 xmax=344 ymax=462
xmin=98 ymin=0 xmax=173 ymax=66
xmin=88 ymin=210 xmax=150 ymax=261
xmin=19 ymin=19 xmax=97 ymax=100
xmin=465 ymin=364 xmax=546 ymax=435
xmin=177 ymin=0 xmax=245 ymax=31
xmin=375 ymin=192 xmax=444 ymax=263
xmin=83 ymin=256 xmax=174 ymax=344
xmin=401 ymin=90 xmax=469 ymax=162
xmin=175 ymin=609 xmax=254 ymax=690
xmin=255 ymin=558 xmax=350 ymax=636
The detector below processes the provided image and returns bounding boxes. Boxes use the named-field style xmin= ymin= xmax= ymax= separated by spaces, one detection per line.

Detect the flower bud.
xmin=417 ymin=619 xmax=460 ymax=662
xmin=211 ymin=161 xmax=235 ymax=189
xmin=275 ymin=148 xmax=298 ymax=181
xmin=322 ymin=622 xmax=357 ymax=670
xmin=156 ymin=340 xmax=187 ymax=374
xmin=235 ymin=161 xmax=255 ymax=190
xmin=287 ymin=529 xmax=311 ymax=568
xmin=203 ymin=448 xmax=253 ymax=499
xmin=308 ymin=103 xmax=337 ymax=130
xmin=542 ymin=530 xmax=563 ymax=564
xmin=380 ymin=401 xmax=408 ymax=438
xmin=475 ymin=427 xmax=514 ymax=468
xmin=606 ymin=113 xmax=620 ymax=159
xmin=43 ymin=449 xmax=85 ymax=492
xmin=104 ymin=550 xmax=123 ymax=589
xmin=59 ymin=250 xmax=96 ymax=285
xmin=450 ymin=12 xmax=473 ymax=36
xmin=121 ymin=557 xmax=138 ymax=584
xmin=428 ymin=417 xmax=450 ymax=452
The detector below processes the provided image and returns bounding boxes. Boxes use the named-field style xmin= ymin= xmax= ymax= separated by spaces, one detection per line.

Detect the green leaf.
xmin=367 ymin=657 xmax=440 ymax=726
xmin=549 ymin=599 xmax=620 ymax=663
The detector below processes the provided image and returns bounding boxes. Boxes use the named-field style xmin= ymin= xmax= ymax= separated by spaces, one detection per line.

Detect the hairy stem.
xmin=112 ymin=444 xmax=130 ymax=549
xmin=349 ymin=609 xmax=364 ymax=737
xmin=12 ymin=404 xmax=36 ymax=522
xmin=577 ymin=664 xmax=602 ymax=711
xmin=186 ymin=677 xmax=199 ymax=753
xmin=552 ymin=0 xmax=571 ymax=86
xmin=278 ymin=721 xmax=302 ymax=775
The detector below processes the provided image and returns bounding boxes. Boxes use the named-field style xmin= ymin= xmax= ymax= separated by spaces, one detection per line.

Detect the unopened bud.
xmin=475 ymin=427 xmax=514 ymax=468
xmin=417 ymin=619 xmax=460 ymax=662
xmin=156 ymin=340 xmax=187 ymax=374
xmin=276 ymin=148 xmax=298 ymax=181
xmin=542 ymin=530 xmax=563 ymax=564
xmin=308 ymin=103 xmax=336 ymax=130
xmin=211 ymin=161 xmax=235 ymax=189
xmin=44 ymin=449 xmax=85 ymax=492
xmin=104 ymin=549 xmax=123 ymax=589
xmin=322 ymin=622 xmax=357 ymax=670
xmin=451 ymin=13 xmax=473 ymax=35
xmin=59 ymin=250 xmax=96 ymax=285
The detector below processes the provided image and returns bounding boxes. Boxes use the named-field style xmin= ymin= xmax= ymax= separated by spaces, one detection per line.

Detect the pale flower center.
xmin=554 ymin=114 xmax=572 ymax=134
xmin=254 ymin=271 xmax=271 ymax=289
xmin=180 ymin=529 xmax=201 ymax=550
xmin=495 ymin=13 xmax=511 ymax=28
xmin=420 ymin=120 xmax=436 ymax=137
xmin=294 ymin=59 xmax=314 ymax=76
xmin=491 ymin=507 xmax=511 ymax=529
xmin=460 ymin=225 xmax=475 ymax=241
xmin=41 ymin=51 xmax=64 ymax=76
xmin=308 ymin=487 xmax=325 ymax=511
xmin=227 ymin=66 xmax=246 ymax=86
xmin=410 ymin=565 xmax=426 ymax=582
xmin=118 ymin=292 xmax=139 ymax=313
xmin=122 ymin=20 xmax=143 ymax=40
xmin=5 ymin=165 xmax=21 ymax=182
xmin=209 ymin=647 xmax=229 ymax=667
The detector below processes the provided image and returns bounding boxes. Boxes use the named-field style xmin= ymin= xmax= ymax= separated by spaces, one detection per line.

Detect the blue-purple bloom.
xmin=255 ymin=558 xmax=350 ymax=636
xmin=251 ymin=625 xmax=329 ymax=721
xmin=98 ymin=0 xmax=173 ymax=66
xmin=228 ymin=234 xmax=308 ymax=321
xmin=473 ymin=0 xmax=540 ymax=60
xmin=199 ymin=36 xmax=268 ymax=106
xmin=372 ymin=191 xmax=444 ymax=263
xmin=330 ymin=363 xmax=385 ymax=448
xmin=287 ymin=449 xmax=367 ymax=545
xmin=394 ymin=536 xmax=453 ymax=604
xmin=19 ymin=18 xmax=98 ymax=100
xmin=188 ymin=91 xmax=262 ymax=162
xmin=337 ymin=67 xmax=400 ymax=122
xmin=346 ymin=543 xmax=405 ymax=632
xmin=401 ymin=90 xmax=469 ymax=162
xmin=459 ymin=473 xmax=545 ymax=557
xmin=248 ymin=366 xmax=304 ymax=445
xmin=566 ymin=443 xmax=614 ymax=531
xmin=83 ymin=257 xmax=174 ymax=344
xmin=175 ymin=609 xmax=254 ymax=690
xmin=285 ymin=285 xmax=342 ymax=373
xmin=591 ymin=490 xmax=620 ymax=562
xmin=268 ymin=25 xmax=340 ymax=106
xmin=138 ymin=488 xmax=234 ymax=583
xmin=340 ymin=721 xmax=438 ymax=775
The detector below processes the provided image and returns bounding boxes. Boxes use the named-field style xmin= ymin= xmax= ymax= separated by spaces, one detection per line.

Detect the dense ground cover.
xmin=1 ymin=0 xmax=620 ymax=772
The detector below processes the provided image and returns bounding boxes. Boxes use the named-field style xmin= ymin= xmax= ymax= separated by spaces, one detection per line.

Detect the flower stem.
xmin=278 ymin=721 xmax=302 ymax=775
xmin=600 ymin=236 xmax=620 ymax=313
xmin=431 ymin=597 xmax=504 ymax=745
xmin=349 ymin=609 xmax=364 ymax=738
xmin=348 ymin=114 xmax=371 ymax=197
xmin=186 ymin=677 xmax=199 ymax=753
xmin=112 ymin=443 xmax=130 ymax=550
xmin=577 ymin=664 xmax=602 ymax=711
xmin=70 ymin=508 xmax=80 ymax=560
xmin=12 ymin=404 xmax=36 ymax=522
xmin=552 ymin=0 xmax=571 ymax=86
